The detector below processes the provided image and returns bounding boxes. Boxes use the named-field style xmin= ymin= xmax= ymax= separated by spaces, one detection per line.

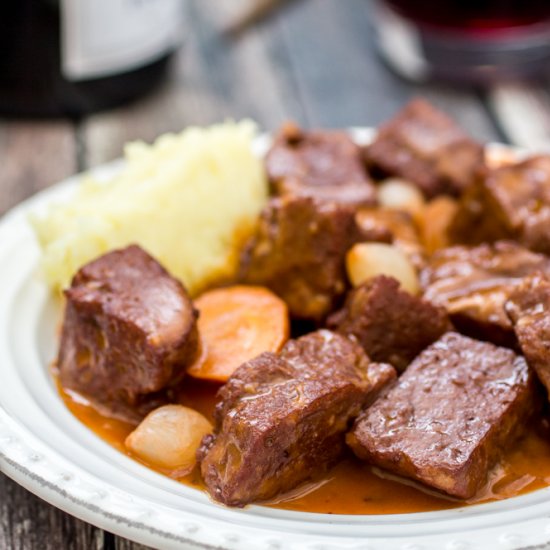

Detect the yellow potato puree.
xmin=31 ymin=120 xmax=268 ymax=294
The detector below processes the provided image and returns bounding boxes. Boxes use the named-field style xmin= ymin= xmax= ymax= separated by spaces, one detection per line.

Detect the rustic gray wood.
xmin=0 ymin=120 xmax=77 ymax=215
xmin=0 ymin=1 xmax=506 ymax=549
xmin=0 ymin=476 xmax=105 ymax=550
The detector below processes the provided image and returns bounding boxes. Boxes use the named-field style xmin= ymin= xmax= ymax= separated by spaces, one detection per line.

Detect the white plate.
xmin=1 ymin=130 xmax=549 ymax=550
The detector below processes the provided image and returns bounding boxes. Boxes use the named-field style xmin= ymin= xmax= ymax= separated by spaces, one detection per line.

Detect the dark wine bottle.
xmin=0 ymin=0 xmax=183 ymax=117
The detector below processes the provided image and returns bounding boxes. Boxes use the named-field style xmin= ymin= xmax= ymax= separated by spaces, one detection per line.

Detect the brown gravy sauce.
xmin=59 ymin=378 xmax=550 ymax=514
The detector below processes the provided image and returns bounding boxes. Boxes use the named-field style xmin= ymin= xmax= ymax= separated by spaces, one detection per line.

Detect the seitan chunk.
xmin=198 ymin=330 xmax=396 ymax=506
xmin=328 ymin=275 xmax=450 ymax=371
xmin=347 ymin=332 xmax=538 ymax=499
xmin=365 ymin=99 xmax=483 ymax=198
xmin=58 ymin=245 xmax=198 ymax=423
xmin=421 ymin=241 xmax=550 ymax=346
xmin=506 ymin=274 xmax=550 ymax=399
xmin=240 ymin=195 xmax=362 ymax=321
xmin=450 ymin=155 xmax=550 ymax=254
xmin=266 ymin=122 xmax=376 ymax=206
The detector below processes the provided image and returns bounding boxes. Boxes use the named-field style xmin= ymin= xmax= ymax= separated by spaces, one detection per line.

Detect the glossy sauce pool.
xmin=59 ymin=378 xmax=550 ymax=514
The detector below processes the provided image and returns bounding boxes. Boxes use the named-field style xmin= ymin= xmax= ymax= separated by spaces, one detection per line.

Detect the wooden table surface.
xmin=0 ymin=1 xmax=519 ymax=548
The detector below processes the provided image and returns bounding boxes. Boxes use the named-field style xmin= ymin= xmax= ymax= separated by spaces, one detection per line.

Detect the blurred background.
xmin=1 ymin=1 xmax=550 ymax=208
xmin=1 ymin=0 xmax=550 ymax=548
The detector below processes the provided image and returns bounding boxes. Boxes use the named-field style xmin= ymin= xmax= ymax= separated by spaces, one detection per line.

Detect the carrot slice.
xmin=420 ymin=196 xmax=459 ymax=254
xmin=187 ymin=285 xmax=289 ymax=383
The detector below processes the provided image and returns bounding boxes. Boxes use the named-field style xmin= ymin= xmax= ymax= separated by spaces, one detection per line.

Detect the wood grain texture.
xmin=0 ymin=474 xmax=106 ymax=550
xmin=0 ymin=1 xmax=505 ymax=549
xmin=0 ymin=120 xmax=77 ymax=215
xmin=0 ymin=473 xmax=152 ymax=549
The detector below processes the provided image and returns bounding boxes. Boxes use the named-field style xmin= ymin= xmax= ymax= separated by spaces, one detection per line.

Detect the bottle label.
xmin=61 ymin=0 xmax=182 ymax=81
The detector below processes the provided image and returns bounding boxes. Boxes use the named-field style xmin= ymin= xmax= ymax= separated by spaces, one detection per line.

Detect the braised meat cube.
xmin=328 ymin=275 xmax=450 ymax=371
xmin=265 ymin=122 xmax=376 ymax=206
xmin=450 ymin=156 xmax=550 ymax=254
xmin=365 ymin=99 xmax=483 ymax=198
xmin=421 ymin=241 xmax=550 ymax=346
xmin=355 ymin=208 xmax=426 ymax=269
xmin=58 ymin=245 xmax=199 ymax=423
xmin=506 ymin=275 xmax=550 ymax=398
xmin=347 ymin=332 xmax=538 ymax=499
xmin=198 ymin=330 xmax=396 ymax=507
xmin=240 ymin=195 xmax=362 ymax=321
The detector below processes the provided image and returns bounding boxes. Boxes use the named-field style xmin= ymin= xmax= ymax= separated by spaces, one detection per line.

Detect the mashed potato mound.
xmin=32 ymin=120 xmax=268 ymax=294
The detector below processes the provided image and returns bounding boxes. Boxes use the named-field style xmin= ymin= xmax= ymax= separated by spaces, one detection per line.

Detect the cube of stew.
xmin=240 ymin=195 xmax=362 ymax=321
xmin=365 ymin=99 xmax=483 ymax=198
xmin=421 ymin=241 xmax=550 ymax=346
xmin=450 ymin=155 xmax=550 ymax=255
xmin=347 ymin=332 xmax=538 ymax=499
xmin=506 ymin=275 xmax=550 ymax=399
xmin=58 ymin=245 xmax=199 ymax=423
xmin=266 ymin=122 xmax=376 ymax=206
xmin=328 ymin=275 xmax=451 ymax=371
xmin=198 ymin=330 xmax=396 ymax=507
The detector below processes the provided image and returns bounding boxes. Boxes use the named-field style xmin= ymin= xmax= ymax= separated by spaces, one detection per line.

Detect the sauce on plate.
xmin=58 ymin=377 xmax=550 ymax=514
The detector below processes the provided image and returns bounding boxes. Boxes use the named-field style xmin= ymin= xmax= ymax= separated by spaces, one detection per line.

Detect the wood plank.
xmin=0 ymin=473 xmax=151 ymax=550
xmin=0 ymin=120 xmax=77 ymax=215
xmin=0 ymin=473 xmax=106 ymax=550
xmin=114 ymin=536 xmax=151 ymax=550
xmin=190 ymin=0 xmax=307 ymax=129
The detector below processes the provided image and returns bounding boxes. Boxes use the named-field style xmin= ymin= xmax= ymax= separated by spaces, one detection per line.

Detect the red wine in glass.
xmin=372 ymin=0 xmax=550 ymax=83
